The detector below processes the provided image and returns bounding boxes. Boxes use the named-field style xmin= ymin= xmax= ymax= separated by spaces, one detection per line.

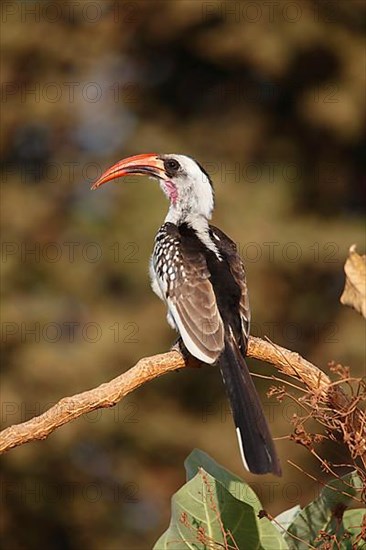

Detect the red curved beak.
xmin=91 ymin=153 xmax=165 ymax=189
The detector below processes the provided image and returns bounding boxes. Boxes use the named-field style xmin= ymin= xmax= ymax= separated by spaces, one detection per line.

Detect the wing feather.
xmin=209 ymin=226 xmax=250 ymax=348
xmin=153 ymin=224 xmax=224 ymax=363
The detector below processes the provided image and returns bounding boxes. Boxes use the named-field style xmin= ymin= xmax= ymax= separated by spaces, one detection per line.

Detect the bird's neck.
xmin=165 ymin=204 xmax=210 ymax=228
xmin=165 ymin=207 xmax=220 ymax=258
xmin=163 ymin=179 xmax=214 ymax=227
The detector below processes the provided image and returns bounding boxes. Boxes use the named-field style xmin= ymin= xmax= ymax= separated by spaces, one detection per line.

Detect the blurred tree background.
xmin=1 ymin=1 xmax=365 ymax=548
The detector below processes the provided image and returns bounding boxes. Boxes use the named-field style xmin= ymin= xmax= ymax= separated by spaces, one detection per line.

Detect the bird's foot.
xmin=170 ymin=338 xmax=204 ymax=369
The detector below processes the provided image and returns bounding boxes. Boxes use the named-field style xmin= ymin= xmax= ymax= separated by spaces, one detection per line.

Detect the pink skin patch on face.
xmin=163 ymin=180 xmax=178 ymax=205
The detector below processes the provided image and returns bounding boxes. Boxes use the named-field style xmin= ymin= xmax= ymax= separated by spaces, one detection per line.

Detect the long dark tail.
xmin=220 ymin=337 xmax=281 ymax=476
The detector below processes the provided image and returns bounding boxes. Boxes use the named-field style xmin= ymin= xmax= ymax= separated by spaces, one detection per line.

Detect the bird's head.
xmin=92 ymin=153 xmax=214 ymax=223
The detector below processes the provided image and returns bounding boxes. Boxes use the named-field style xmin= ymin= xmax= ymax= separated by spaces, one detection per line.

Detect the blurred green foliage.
xmin=1 ymin=1 xmax=365 ymax=548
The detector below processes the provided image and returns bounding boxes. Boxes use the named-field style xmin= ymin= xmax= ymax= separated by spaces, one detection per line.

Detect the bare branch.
xmin=0 ymin=336 xmax=364 ymax=464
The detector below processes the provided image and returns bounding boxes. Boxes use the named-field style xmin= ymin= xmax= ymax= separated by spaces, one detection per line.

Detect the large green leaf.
xmin=185 ymin=449 xmax=288 ymax=548
xmin=154 ymin=449 xmax=288 ymax=549
xmin=283 ymin=471 xmax=363 ymax=549
xmin=185 ymin=449 xmax=263 ymax=512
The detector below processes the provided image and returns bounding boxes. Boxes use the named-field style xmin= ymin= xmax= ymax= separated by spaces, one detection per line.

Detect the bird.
xmin=92 ymin=153 xmax=281 ymax=476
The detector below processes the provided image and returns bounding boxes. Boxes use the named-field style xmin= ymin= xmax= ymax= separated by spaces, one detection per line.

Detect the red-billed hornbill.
xmin=92 ymin=153 xmax=281 ymax=476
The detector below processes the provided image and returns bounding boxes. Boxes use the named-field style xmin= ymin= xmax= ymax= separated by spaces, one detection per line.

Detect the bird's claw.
xmin=170 ymin=338 xmax=204 ymax=369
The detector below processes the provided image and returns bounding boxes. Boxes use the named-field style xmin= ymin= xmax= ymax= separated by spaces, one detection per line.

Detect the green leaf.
xmin=154 ymin=449 xmax=288 ymax=549
xmin=185 ymin=448 xmax=263 ymax=512
xmin=185 ymin=449 xmax=288 ymax=547
xmin=283 ymin=471 xmax=363 ymax=549
xmin=274 ymin=506 xmax=301 ymax=531
xmin=343 ymin=509 xmax=366 ymax=548
xmin=321 ymin=470 xmax=362 ymax=509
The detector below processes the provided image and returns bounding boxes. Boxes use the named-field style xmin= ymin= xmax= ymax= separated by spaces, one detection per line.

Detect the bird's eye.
xmin=164 ymin=158 xmax=180 ymax=174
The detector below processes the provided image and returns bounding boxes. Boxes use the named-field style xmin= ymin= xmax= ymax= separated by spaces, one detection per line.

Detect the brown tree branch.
xmin=0 ymin=336 xmax=364 ymax=466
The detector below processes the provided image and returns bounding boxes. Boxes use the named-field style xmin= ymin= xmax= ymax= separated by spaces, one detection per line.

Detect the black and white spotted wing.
xmin=151 ymin=223 xmax=225 ymax=363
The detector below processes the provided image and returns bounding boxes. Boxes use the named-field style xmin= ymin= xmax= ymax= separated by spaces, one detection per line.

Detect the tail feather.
xmin=219 ymin=337 xmax=281 ymax=476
